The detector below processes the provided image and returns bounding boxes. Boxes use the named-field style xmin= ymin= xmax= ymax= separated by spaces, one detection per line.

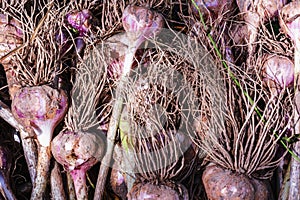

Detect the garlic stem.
xmin=30 ymin=146 xmax=51 ymax=200
xmin=70 ymin=169 xmax=88 ymax=200
xmin=50 ymin=162 xmax=66 ymax=200
xmin=0 ymin=101 xmax=37 ymax=183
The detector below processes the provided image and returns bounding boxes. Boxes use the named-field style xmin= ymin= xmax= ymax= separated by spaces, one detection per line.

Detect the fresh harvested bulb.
xmin=12 ymin=85 xmax=68 ymax=147
xmin=51 ymin=130 xmax=105 ymax=200
xmin=0 ymin=14 xmax=23 ymax=98
xmin=127 ymin=182 xmax=189 ymax=200
xmin=202 ymin=163 xmax=271 ymax=200
xmin=66 ymin=9 xmax=92 ymax=36
xmin=122 ymin=5 xmax=164 ymax=48
xmin=105 ymin=5 xmax=163 ymax=81
xmin=56 ymin=10 xmax=93 ymax=59
xmin=51 ymin=131 xmax=105 ymax=172
xmin=0 ymin=146 xmax=16 ymax=200
xmin=11 ymin=85 xmax=68 ymax=199
xmin=263 ymin=54 xmax=294 ymax=89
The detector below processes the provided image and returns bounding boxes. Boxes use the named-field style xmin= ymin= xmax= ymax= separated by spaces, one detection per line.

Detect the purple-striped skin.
xmin=122 ymin=5 xmax=164 ymax=47
xmin=12 ymin=86 xmax=67 ymax=198
xmin=55 ymin=10 xmax=92 ymax=58
xmin=263 ymin=55 xmax=294 ymax=89
xmin=12 ymin=85 xmax=68 ymax=147
xmin=66 ymin=9 xmax=92 ymax=36
xmin=51 ymin=130 xmax=105 ymax=200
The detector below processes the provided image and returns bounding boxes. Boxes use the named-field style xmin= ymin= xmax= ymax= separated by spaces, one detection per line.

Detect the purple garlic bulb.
xmin=263 ymin=54 xmax=294 ymax=89
xmin=12 ymin=85 xmax=68 ymax=147
xmin=122 ymin=5 xmax=164 ymax=46
xmin=51 ymin=130 xmax=105 ymax=171
xmin=51 ymin=130 xmax=105 ymax=199
xmin=66 ymin=9 xmax=92 ymax=36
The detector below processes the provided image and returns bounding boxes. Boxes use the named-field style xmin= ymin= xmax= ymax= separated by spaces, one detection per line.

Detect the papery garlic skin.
xmin=263 ymin=55 xmax=294 ymax=89
xmin=122 ymin=5 xmax=164 ymax=47
xmin=12 ymin=85 xmax=68 ymax=147
xmin=51 ymin=130 xmax=105 ymax=171
xmin=52 ymin=130 xmax=105 ymax=200
xmin=66 ymin=9 xmax=92 ymax=36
